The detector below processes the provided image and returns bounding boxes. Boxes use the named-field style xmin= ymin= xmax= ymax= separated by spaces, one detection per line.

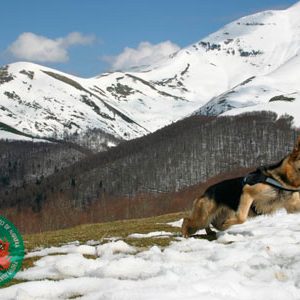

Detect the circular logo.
xmin=0 ymin=216 xmax=24 ymax=286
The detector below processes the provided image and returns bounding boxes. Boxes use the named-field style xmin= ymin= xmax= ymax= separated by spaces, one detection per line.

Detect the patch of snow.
xmin=167 ymin=218 xmax=183 ymax=228
xmin=2 ymin=211 xmax=300 ymax=299
xmin=107 ymin=141 xmax=117 ymax=147
xmin=128 ymin=231 xmax=173 ymax=238
xmin=95 ymin=240 xmax=136 ymax=257
xmin=26 ymin=243 xmax=96 ymax=258
xmin=85 ymin=240 xmax=101 ymax=246
xmin=0 ymin=130 xmax=50 ymax=143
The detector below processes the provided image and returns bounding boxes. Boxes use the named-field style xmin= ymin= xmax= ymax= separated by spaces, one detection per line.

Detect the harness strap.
xmin=243 ymin=171 xmax=300 ymax=192
xmin=264 ymin=177 xmax=300 ymax=192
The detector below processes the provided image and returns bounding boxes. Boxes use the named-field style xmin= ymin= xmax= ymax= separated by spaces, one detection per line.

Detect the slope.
xmin=1 ymin=112 xmax=298 ymax=233
xmin=0 ymin=63 xmax=149 ymax=140
xmin=220 ymin=54 xmax=300 ymax=126
xmin=194 ymin=3 xmax=300 ymax=123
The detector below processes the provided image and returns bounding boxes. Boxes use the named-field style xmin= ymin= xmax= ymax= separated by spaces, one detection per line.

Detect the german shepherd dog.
xmin=182 ymin=137 xmax=300 ymax=238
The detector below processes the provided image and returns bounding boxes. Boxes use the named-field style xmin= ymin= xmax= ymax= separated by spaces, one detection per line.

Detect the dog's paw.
xmin=223 ymin=214 xmax=247 ymax=228
xmin=222 ymin=217 xmax=236 ymax=229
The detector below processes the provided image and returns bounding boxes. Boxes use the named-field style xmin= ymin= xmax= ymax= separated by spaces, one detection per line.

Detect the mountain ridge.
xmin=1 ymin=2 xmax=300 ymax=143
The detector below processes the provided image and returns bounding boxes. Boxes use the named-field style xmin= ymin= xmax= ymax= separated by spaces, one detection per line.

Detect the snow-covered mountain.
xmin=0 ymin=63 xmax=150 ymax=141
xmin=1 ymin=2 xmax=300 ymax=141
xmin=192 ymin=1 xmax=300 ymax=125
xmin=203 ymin=53 xmax=300 ymax=124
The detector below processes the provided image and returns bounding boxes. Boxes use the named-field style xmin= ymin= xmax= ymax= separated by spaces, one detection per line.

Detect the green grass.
xmin=24 ymin=212 xmax=186 ymax=252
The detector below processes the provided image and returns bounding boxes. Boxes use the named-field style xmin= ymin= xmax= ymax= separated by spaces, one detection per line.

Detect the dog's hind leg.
xmin=211 ymin=207 xmax=235 ymax=231
xmin=181 ymin=196 xmax=217 ymax=237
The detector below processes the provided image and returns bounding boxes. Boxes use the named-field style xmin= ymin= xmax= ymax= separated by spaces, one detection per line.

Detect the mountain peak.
xmin=1 ymin=2 xmax=300 ymax=143
xmin=288 ymin=0 xmax=300 ymax=10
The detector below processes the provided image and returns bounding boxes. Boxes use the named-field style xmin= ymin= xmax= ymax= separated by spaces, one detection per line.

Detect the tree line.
xmin=0 ymin=111 xmax=299 ymax=232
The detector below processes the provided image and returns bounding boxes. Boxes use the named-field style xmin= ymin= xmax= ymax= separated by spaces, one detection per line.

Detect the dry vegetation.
xmin=2 ymin=212 xmax=187 ymax=288
xmin=24 ymin=212 xmax=186 ymax=251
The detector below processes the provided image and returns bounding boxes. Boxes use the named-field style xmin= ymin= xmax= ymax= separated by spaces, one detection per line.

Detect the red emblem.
xmin=0 ymin=240 xmax=11 ymax=271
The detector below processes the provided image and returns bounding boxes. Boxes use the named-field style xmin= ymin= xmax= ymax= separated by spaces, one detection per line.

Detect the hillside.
xmin=0 ymin=140 xmax=91 ymax=189
xmin=196 ymin=53 xmax=300 ymax=123
xmin=1 ymin=2 xmax=300 ymax=143
xmin=1 ymin=111 xmax=299 ymax=232
xmin=0 ymin=63 xmax=148 ymax=142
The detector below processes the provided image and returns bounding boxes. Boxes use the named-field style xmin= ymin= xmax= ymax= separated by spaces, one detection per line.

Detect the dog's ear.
xmin=290 ymin=136 xmax=300 ymax=160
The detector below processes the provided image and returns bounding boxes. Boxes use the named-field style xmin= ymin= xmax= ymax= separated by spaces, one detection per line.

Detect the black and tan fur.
xmin=182 ymin=137 xmax=300 ymax=238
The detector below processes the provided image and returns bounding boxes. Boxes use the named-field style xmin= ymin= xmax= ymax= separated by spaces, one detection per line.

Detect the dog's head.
xmin=181 ymin=218 xmax=198 ymax=238
xmin=287 ymin=136 xmax=300 ymax=187
xmin=290 ymin=136 xmax=300 ymax=160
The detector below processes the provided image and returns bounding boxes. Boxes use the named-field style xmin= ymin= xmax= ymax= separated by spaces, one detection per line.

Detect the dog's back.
xmin=204 ymin=177 xmax=244 ymax=211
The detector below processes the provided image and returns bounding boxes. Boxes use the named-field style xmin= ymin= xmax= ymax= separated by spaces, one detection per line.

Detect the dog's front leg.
xmin=284 ymin=192 xmax=300 ymax=213
xmin=222 ymin=192 xmax=253 ymax=228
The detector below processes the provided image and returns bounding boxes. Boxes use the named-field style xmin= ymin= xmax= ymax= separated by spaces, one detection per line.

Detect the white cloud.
xmin=8 ymin=32 xmax=95 ymax=63
xmin=103 ymin=41 xmax=180 ymax=71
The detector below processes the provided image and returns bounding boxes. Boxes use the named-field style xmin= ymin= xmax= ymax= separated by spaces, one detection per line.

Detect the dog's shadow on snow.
xmin=189 ymin=232 xmax=218 ymax=241
xmin=189 ymin=230 xmax=253 ymax=242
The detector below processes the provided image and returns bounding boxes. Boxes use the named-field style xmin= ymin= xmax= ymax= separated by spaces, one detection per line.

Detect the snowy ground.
xmin=2 ymin=210 xmax=300 ymax=299
xmin=0 ymin=130 xmax=50 ymax=143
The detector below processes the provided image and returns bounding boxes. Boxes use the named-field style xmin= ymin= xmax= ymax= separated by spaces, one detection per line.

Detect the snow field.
xmin=0 ymin=130 xmax=50 ymax=143
xmin=1 ymin=210 xmax=300 ymax=299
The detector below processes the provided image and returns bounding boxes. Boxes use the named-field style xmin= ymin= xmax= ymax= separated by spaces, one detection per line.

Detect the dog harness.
xmin=243 ymin=170 xmax=300 ymax=192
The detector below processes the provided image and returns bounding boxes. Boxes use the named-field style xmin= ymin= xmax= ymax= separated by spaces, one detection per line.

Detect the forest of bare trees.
xmin=0 ymin=111 xmax=299 ymax=232
xmin=0 ymin=141 xmax=88 ymax=189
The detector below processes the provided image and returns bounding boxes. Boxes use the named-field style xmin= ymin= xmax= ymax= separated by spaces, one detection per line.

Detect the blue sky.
xmin=0 ymin=0 xmax=297 ymax=77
